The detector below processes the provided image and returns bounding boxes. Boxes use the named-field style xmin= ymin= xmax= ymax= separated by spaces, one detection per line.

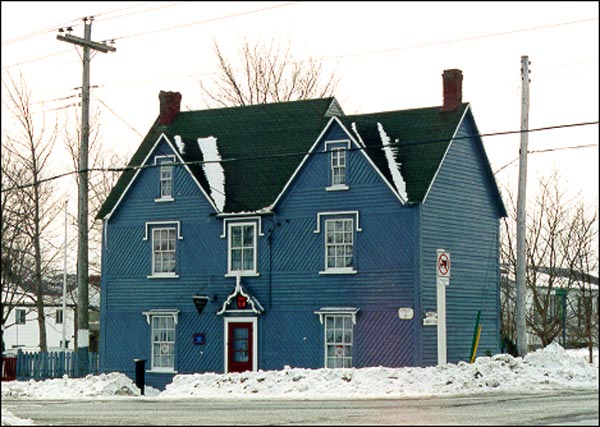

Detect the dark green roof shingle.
xmin=339 ymin=103 xmax=469 ymax=203
xmin=97 ymin=98 xmax=337 ymax=218
xmin=97 ymin=98 xmax=485 ymax=219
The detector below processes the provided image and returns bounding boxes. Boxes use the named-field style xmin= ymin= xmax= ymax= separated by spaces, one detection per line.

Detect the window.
xmin=325 ymin=219 xmax=354 ymax=271
xmin=151 ymin=315 xmax=176 ymax=371
xmin=56 ymin=308 xmax=63 ymax=324
xmin=228 ymin=223 xmax=257 ymax=275
xmin=15 ymin=309 xmax=26 ymax=325
xmin=155 ymin=156 xmax=175 ymax=201
xmin=152 ymin=227 xmax=177 ymax=276
xmin=331 ymin=148 xmax=346 ymax=186
xmin=160 ymin=160 xmax=173 ymax=198
xmin=324 ymin=315 xmax=353 ymax=368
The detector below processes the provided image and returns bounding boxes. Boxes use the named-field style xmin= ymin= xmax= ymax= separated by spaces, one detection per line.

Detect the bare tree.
xmin=2 ymin=71 xmax=62 ymax=352
xmin=562 ymin=201 xmax=599 ymax=363
xmin=200 ymin=37 xmax=340 ymax=107
xmin=1 ymin=145 xmax=33 ymax=352
xmin=501 ymin=170 xmax=599 ymax=353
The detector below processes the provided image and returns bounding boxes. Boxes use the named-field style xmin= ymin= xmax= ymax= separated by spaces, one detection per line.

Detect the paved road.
xmin=2 ymin=390 xmax=598 ymax=425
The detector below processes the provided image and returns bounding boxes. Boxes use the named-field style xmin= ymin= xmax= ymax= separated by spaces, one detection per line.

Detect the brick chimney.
xmin=159 ymin=91 xmax=182 ymax=125
xmin=441 ymin=69 xmax=463 ymax=111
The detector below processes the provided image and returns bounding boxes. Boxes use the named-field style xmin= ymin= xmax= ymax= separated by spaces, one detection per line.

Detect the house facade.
xmin=97 ymin=69 xmax=507 ymax=390
xmin=2 ymin=302 xmax=76 ymax=354
xmin=2 ymin=277 xmax=101 ymax=355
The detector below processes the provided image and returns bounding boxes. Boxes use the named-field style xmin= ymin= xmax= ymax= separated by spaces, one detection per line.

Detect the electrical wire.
xmin=2 ymin=120 xmax=597 ymax=193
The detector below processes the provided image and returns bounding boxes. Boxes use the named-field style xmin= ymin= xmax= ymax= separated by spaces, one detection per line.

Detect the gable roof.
xmin=339 ymin=103 xmax=469 ymax=204
xmin=97 ymin=98 xmax=339 ymax=218
xmin=97 ymin=97 xmax=505 ymax=218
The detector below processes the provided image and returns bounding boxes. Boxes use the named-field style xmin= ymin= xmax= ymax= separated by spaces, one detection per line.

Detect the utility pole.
xmin=62 ymin=200 xmax=68 ymax=352
xmin=57 ymin=17 xmax=115 ymax=376
xmin=516 ymin=55 xmax=530 ymax=357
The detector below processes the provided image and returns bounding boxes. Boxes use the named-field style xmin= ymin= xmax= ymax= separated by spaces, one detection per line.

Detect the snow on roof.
xmin=377 ymin=122 xmax=408 ymax=202
xmin=350 ymin=122 xmax=366 ymax=148
xmin=197 ymin=136 xmax=225 ymax=212
xmin=174 ymin=135 xmax=185 ymax=155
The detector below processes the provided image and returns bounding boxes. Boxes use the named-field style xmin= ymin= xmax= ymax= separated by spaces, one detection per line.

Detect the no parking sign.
xmin=436 ymin=250 xmax=450 ymax=285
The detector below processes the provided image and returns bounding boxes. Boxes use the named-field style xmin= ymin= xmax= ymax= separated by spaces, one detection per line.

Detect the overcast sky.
xmin=2 ymin=1 xmax=598 ymax=211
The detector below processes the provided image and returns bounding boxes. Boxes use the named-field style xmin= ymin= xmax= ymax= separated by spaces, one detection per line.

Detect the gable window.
xmin=331 ymin=148 xmax=346 ymax=186
xmin=324 ymin=315 xmax=353 ymax=368
xmin=325 ymin=219 xmax=354 ymax=272
xmin=15 ymin=308 xmax=26 ymax=325
xmin=228 ymin=223 xmax=257 ymax=275
xmin=155 ymin=155 xmax=175 ymax=202
xmin=325 ymin=140 xmax=350 ymax=191
xmin=151 ymin=314 xmax=176 ymax=372
xmin=56 ymin=308 xmax=63 ymax=324
xmin=152 ymin=227 xmax=177 ymax=276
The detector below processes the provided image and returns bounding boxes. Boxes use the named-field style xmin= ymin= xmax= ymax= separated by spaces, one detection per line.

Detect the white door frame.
xmin=223 ymin=317 xmax=258 ymax=372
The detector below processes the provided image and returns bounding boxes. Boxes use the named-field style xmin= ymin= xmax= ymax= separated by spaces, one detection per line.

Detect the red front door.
xmin=227 ymin=322 xmax=253 ymax=373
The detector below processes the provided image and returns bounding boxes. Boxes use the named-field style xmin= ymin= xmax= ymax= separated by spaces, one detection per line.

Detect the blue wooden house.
xmin=97 ymin=69 xmax=507 ymax=390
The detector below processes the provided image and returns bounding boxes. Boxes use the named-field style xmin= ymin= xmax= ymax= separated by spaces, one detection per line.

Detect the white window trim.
xmin=154 ymin=155 xmax=176 ymax=202
xmin=313 ymin=211 xmax=362 ymax=234
xmin=315 ymin=309 xmax=358 ymax=369
xmin=323 ymin=218 xmax=356 ymax=274
xmin=314 ymin=212 xmax=361 ymax=274
xmin=143 ymin=310 xmax=179 ymax=373
xmin=226 ymin=221 xmax=258 ymax=277
xmin=220 ymin=216 xmax=265 ymax=238
xmin=144 ymin=221 xmax=183 ymax=241
xmin=145 ymin=222 xmax=182 ymax=278
xmin=223 ymin=317 xmax=258 ymax=373
xmin=324 ymin=140 xmax=351 ymax=191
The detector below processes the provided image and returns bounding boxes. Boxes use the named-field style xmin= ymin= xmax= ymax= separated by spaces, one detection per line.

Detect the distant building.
xmin=2 ymin=275 xmax=101 ymax=354
xmin=501 ymin=267 xmax=599 ymax=351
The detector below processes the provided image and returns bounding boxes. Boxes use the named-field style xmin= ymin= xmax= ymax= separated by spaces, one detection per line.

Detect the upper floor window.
xmin=145 ymin=221 xmax=182 ymax=279
xmin=15 ymin=308 xmax=26 ymax=325
xmin=325 ymin=219 xmax=354 ymax=272
xmin=152 ymin=227 xmax=177 ymax=276
xmin=155 ymin=156 xmax=175 ymax=201
xmin=56 ymin=308 xmax=63 ymax=324
xmin=228 ymin=222 xmax=257 ymax=276
xmin=325 ymin=141 xmax=350 ymax=191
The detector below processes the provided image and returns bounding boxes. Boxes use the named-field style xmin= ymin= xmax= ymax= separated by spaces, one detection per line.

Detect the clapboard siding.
xmin=100 ymin=107 xmax=503 ymax=390
xmin=419 ymin=113 xmax=501 ymax=366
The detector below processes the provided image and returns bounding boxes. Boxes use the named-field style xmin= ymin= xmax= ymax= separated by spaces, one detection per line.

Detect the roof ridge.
xmin=345 ymin=102 xmax=469 ymax=119
xmin=178 ymin=97 xmax=338 ymax=114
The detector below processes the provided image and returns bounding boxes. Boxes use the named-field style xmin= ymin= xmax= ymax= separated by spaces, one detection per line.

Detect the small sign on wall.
xmin=398 ymin=307 xmax=414 ymax=320
xmin=193 ymin=333 xmax=206 ymax=345
xmin=423 ymin=311 xmax=438 ymax=326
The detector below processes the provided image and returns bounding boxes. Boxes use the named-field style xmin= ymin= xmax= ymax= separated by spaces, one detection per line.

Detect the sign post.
xmin=436 ymin=249 xmax=450 ymax=365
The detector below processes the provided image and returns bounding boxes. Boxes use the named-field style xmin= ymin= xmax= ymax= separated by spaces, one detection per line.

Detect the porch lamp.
xmin=192 ymin=295 xmax=210 ymax=315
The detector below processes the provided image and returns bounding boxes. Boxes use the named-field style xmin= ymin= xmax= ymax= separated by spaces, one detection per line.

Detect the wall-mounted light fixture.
xmin=192 ymin=295 xmax=210 ymax=315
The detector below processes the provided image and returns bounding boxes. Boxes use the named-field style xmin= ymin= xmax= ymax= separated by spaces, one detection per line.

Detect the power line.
xmin=1 ymin=2 xmax=157 ymax=46
xmin=109 ymin=2 xmax=297 ymax=41
xmin=3 ymin=120 xmax=597 ymax=193
xmin=96 ymin=98 xmax=143 ymax=137
xmin=494 ymin=143 xmax=599 ymax=175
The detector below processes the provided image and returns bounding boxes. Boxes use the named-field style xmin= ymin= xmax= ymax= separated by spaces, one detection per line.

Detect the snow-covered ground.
xmin=2 ymin=343 xmax=598 ymax=425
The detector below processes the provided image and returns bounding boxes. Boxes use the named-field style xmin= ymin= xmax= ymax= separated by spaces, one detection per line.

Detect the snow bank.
xmin=1 ymin=346 xmax=597 ymax=403
xmin=159 ymin=345 xmax=597 ymax=400
xmin=1 ymin=409 xmax=33 ymax=426
xmin=1 ymin=373 xmax=140 ymax=400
